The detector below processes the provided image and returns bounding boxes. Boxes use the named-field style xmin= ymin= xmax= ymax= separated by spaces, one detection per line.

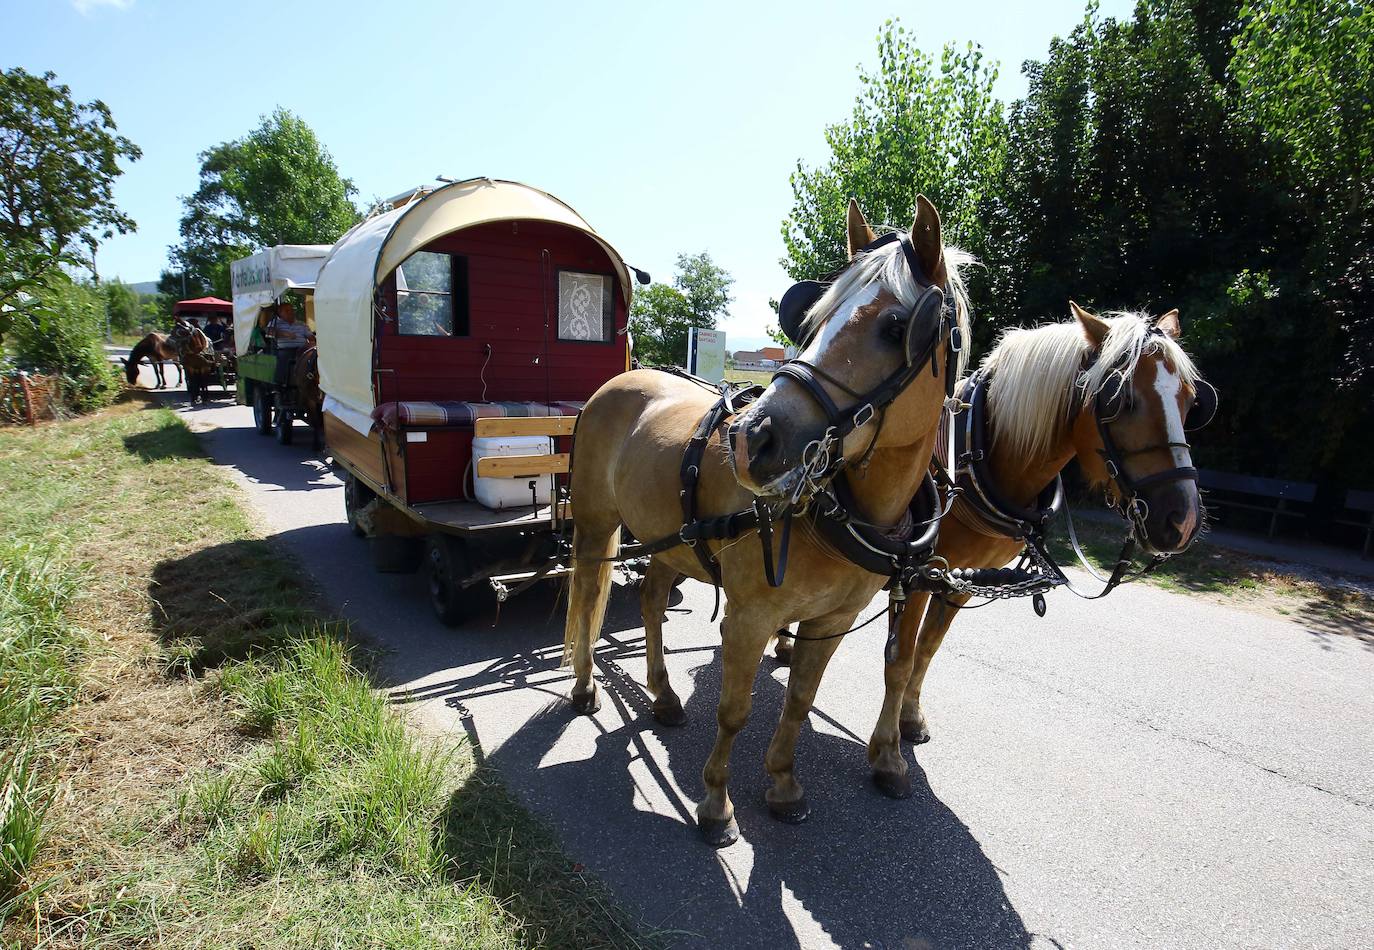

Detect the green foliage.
xmin=172 ymin=108 xmax=360 ymax=297
xmin=102 ymin=279 xmax=141 ymax=334
xmin=7 ymin=277 xmax=119 ymax=413
xmin=782 ymin=20 xmax=1006 ymax=284
xmin=629 ymin=251 xmax=734 ymax=367
xmin=0 ymin=68 xmax=140 ymax=315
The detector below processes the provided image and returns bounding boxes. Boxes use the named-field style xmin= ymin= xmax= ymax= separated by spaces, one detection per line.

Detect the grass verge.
xmin=0 ymin=396 xmax=656 ymax=948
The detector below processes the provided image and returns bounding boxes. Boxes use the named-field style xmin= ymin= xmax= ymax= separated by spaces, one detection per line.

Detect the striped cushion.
xmin=371 ymin=400 xmax=583 ymax=431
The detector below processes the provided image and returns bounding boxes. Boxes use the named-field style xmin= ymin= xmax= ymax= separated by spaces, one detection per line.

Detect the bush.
xmin=7 ymin=277 xmax=118 ymax=414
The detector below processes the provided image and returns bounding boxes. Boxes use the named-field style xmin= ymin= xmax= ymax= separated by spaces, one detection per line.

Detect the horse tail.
xmin=126 ymin=336 xmax=153 ymax=384
xmin=560 ymin=526 xmax=619 ymax=669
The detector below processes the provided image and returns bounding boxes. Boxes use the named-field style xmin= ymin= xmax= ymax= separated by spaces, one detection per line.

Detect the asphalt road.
xmin=156 ymin=386 xmax=1373 ymax=950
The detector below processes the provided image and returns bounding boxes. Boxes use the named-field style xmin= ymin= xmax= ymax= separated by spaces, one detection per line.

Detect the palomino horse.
xmin=168 ymin=320 xmax=217 ymax=404
xmin=123 ymin=331 xmax=182 ymax=389
xmin=562 ymin=197 xmax=972 ymax=845
xmin=859 ymin=303 xmax=1211 ymax=757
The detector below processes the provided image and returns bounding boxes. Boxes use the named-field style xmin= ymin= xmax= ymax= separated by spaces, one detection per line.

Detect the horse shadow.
xmin=468 ymin=631 xmax=1034 ymax=949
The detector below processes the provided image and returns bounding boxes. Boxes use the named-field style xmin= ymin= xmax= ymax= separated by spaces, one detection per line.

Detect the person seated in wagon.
xmin=203 ymin=312 xmax=231 ymax=350
xmin=267 ymin=302 xmax=312 ymax=347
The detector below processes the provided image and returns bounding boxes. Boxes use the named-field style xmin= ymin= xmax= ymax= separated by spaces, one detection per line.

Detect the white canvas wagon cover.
xmin=229 ymin=244 xmax=332 ymax=356
xmin=312 ymin=178 xmax=634 ymax=422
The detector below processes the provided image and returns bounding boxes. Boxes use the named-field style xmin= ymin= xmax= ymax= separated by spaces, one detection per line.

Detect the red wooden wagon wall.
xmin=372 ymin=219 xmax=627 ymax=504
xmin=373 ymin=220 xmax=627 ymax=406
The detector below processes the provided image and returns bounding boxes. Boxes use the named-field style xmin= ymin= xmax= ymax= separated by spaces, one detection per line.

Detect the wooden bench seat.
xmin=1198 ymin=468 xmax=1316 ymax=537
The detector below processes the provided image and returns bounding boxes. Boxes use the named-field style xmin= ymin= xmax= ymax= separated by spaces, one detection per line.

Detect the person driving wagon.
xmin=268 ymin=302 xmax=313 ymax=347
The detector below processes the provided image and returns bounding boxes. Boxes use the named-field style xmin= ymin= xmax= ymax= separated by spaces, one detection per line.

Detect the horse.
xmin=853 ymin=302 xmax=1212 ymax=755
xmin=562 ymin=196 xmax=973 ymax=846
xmin=123 ymin=332 xmax=182 ymax=389
xmin=168 ymin=320 xmax=217 ymax=404
xmin=291 ymin=344 xmax=324 ymax=449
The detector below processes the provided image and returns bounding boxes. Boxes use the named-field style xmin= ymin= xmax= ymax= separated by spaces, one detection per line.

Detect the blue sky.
xmin=6 ymin=0 xmax=1132 ymax=348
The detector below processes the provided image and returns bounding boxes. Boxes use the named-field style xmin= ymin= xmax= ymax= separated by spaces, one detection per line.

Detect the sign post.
xmin=687 ymin=327 xmax=727 ymax=382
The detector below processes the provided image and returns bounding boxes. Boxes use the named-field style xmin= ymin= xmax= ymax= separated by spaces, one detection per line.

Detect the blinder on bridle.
xmin=1094 ymin=372 xmax=1218 ymax=432
xmin=777 ymin=232 xmax=949 ymax=369
xmin=767 ymin=231 xmax=958 ymax=474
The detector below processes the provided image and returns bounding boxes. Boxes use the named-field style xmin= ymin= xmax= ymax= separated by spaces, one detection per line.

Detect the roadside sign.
xmin=688 ymin=327 xmax=726 ymax=382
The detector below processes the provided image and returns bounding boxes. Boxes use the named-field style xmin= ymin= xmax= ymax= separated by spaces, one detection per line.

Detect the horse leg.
xmin=560 ymin=523 xmax=619 ymax=715
xmin=762 ymin=617 xmax=846 ymax=822
xmin=867 ymin=592 xmax=931 ymax=797
xmin=173 ymin=361 xmax=183 ymax=388
xmin=641 ymin=556 xmax=686 ymax=726
xmin=152 ymin=360 xmax=164 ymax=389
xmin=697 ymin=608 xmax=771 ymax=847
xmin=899 ymin=593 xmax=967 ymax=744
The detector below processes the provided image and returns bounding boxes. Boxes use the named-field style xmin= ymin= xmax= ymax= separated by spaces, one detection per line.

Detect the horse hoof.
xmin=773 ymin=641 xmax=793 ymax=666
xmin=872 ymin=769 xmax=912 ymax=800
xmin=767 ymin=796 xmax=810 ymax=824
xmin=651 ymin=698 xmax=687 ymax=727
xmin=698 ymin=815 xmax=739 ymax=848
xmin=569 ymin=689 xmax=600 ymax=716
xmin=900 ymin=719 xmax=930 ymax=745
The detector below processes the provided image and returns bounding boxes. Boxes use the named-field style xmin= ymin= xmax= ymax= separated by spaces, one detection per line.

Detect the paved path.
xmin=170 ymin=395 xmax=1373 ymax=950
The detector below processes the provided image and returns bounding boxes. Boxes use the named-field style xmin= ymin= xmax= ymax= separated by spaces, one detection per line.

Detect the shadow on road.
xmin=377 ymin=576 xmax=1029 ymax=948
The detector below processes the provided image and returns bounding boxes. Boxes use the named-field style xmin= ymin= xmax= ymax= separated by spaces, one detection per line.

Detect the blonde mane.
xmin=798 ymin=235 xmax=975 ymax=377
xmin=980 ymin=310 xmax=1201 ymax=460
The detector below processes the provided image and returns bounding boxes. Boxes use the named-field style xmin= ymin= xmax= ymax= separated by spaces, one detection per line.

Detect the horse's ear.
xmin=910 ymin=194 xmax=946 ymax=284
xmin=1070 ymin=300 xmax=1110 ymax=348
xmin=846 ymin=198 xmax=876 ymax=260
xmin=1156 ymin=309 xmax=1181 ymax=339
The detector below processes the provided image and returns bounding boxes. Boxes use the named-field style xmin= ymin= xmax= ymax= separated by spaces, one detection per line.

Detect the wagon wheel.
xmin=274 ymin=393 xmax=294 ymax=445
xmin=426 ymin=534 xmax=493 ymax=627
xmin=252 ymin=385 xmax=274 ymax=436
xmin=343 ymin=472 xmax=376 ymax=538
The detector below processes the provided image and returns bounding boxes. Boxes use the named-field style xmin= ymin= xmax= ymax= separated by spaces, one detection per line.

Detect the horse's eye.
xmin=882 ymin=311 xmax=906 ymax=344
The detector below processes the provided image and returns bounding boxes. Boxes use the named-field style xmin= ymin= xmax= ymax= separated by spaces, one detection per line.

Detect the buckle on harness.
xmin=852 ymin=403 xmax=875 ymax=428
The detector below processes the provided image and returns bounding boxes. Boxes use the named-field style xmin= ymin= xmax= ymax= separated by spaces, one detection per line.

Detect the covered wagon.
xmin=313 ymin=177 xmax=644 ymax=623
xmin=230 ymin=244 xmax=333 ymax=441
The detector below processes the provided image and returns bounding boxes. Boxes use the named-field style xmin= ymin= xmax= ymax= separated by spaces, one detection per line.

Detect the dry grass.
xmin=0 ymin=395 xmax=657 ymax=949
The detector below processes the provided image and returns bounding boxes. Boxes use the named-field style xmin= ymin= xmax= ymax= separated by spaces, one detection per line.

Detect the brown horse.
xmin=292 ymin=344 xmax=324 ymax=449
xmin=562 ymin=197 xmax=972 ymax=845
xmin=855 ymin=303 xmax=1209 ymax=753
xmin=123 ymin=332 xmax=182 ymax=389
xmin=168 ymin=320 xmax=216 ymax=403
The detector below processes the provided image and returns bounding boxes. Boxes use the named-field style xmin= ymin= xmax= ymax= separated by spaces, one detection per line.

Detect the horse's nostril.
xmin=747 ymin=416 xmax=776 ymax=459
xmin=1163 ymin=510 xmax=1187 ymax=547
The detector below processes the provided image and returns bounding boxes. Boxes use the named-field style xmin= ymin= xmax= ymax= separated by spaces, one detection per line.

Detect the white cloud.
xmin=71 ymin=0 xmax=133 ymax=14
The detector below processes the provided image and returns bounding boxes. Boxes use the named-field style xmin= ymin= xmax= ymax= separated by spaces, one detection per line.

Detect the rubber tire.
xmin=370 ymin=534 xmax=423 ymax=573
xmin=426 ymin=534 xmax=491 ymax=627
xmin=275 ymin=396 xmax=294 ymax=445
xmin=344 ymin=473 xmax=376 ymax=538
xmin=252 ymin=385 xmax=274 ymax=436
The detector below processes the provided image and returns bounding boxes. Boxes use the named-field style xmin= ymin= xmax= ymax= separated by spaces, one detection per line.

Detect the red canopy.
xmin=172 ymin=296 xmax=233 ymax=316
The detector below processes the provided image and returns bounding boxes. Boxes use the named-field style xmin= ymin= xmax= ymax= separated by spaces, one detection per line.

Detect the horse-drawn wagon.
xmin=230 ymin=244 xmax=332 ymax=443
xmin=312 ymin=178 xmax=644 ymax=624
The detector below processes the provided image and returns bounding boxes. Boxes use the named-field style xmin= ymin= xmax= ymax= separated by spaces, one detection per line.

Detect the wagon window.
xmin=557 ymin=271 xmax=614 ymax=343
xmin=397 ymin=251 xmax=468 ymax=336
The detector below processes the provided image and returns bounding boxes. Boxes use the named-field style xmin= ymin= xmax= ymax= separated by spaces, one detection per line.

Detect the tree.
xmin=171 ymin=108 xmax=359 ymax=297
xmin=0 ymin=67 xmax=141 ymax=319
xmin=628 ymin=252 xmax=734 ymax=367
xmin=102 ymin=280 xmax=141 ymax=335
xmin=782 ymin=21 xmax=1007 ymax=290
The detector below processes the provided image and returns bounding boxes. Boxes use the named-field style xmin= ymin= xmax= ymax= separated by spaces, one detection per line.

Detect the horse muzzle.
xmin=1136 ymin=481 xmax=1204 ymax=555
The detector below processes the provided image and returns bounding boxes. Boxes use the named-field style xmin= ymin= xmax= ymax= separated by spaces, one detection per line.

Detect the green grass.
xmin=0 ymin=397 xmax=656 ymax=948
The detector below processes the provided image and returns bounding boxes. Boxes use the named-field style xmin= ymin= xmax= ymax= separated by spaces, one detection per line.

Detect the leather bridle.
xmin=766 ymin=231 xmax=960 ymax=487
